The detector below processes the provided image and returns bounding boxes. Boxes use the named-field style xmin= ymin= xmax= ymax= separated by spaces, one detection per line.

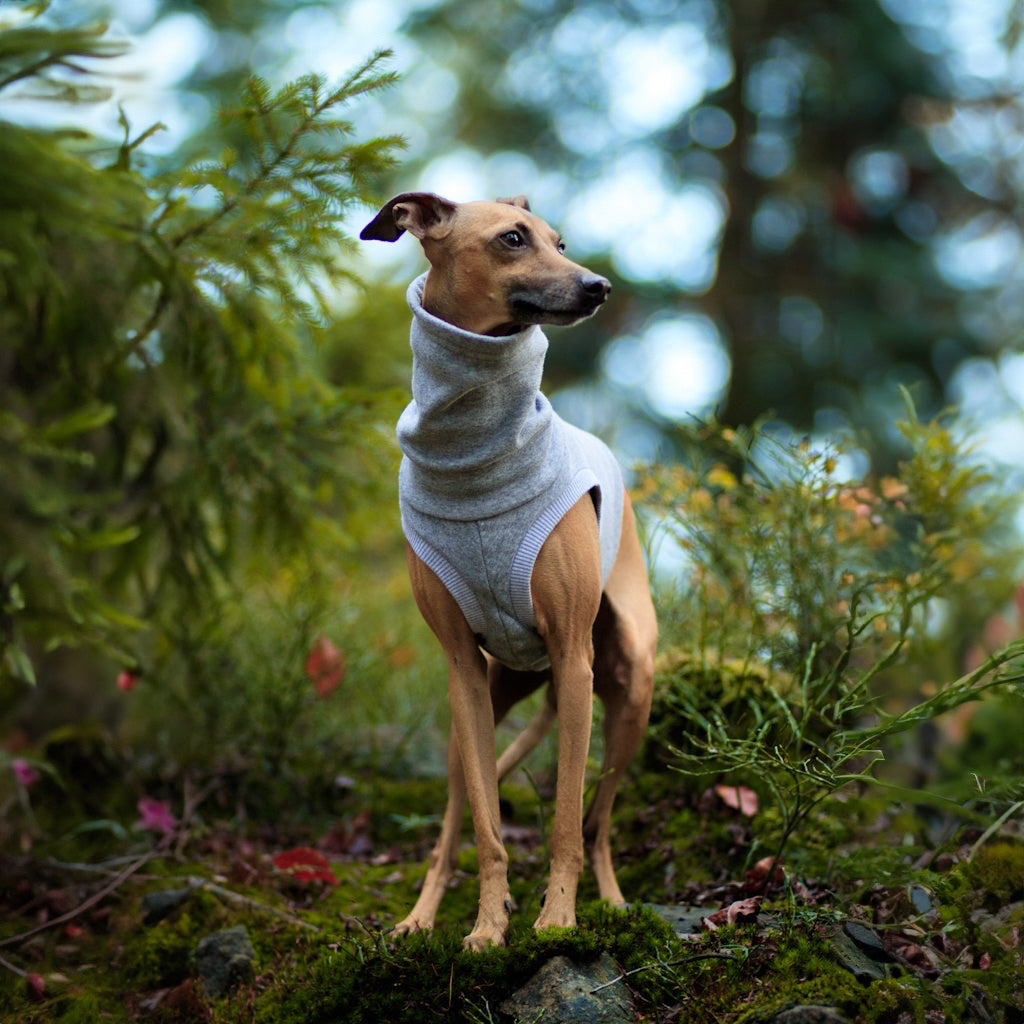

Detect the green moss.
xmin=122 ymin=889 xmax=225 ymax=988
xmin=242 ymin=901 xmax=677 ymax=1024
xmin=966 ymin=842 xmax=1024 ymax=903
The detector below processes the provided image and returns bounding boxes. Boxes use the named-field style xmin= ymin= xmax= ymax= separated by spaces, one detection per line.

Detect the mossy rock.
xmin=966 ymin=842 xmax=1024 ymax=904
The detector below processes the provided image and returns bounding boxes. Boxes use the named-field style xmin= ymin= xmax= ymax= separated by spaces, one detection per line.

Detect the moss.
xmin=242 ymin=901 xmax=677 ymax=1024
xmin=122 ymin=889 xmax=225 ymax=989
xmin=965 ymin=842 xmax=1024 ymax=904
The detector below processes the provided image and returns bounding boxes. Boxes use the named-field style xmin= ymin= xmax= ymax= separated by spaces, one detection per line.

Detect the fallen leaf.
xmin=714 ymin=784 xmax=759 ymax=817
xmin=727 ymin=897 xmax=762 ymax=924
xmin=746 ymin=855 xmax=786 ymax=889
xmin=702 ymin=898 xmax=762 ymax=931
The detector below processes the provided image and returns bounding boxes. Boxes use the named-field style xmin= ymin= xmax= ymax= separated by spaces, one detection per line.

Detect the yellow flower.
xmin=707 ymin=465 xmax=738 ymax=490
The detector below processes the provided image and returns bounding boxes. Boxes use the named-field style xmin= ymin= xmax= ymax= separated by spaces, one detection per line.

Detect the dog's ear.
xmin=497 ymin=196 xmax=531 ymax=211
xmin=359 ymin=192 xmax=458 ymax=242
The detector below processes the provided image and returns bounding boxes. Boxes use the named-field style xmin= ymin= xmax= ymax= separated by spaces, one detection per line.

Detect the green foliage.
xmin=0 ymin=10 xmax=403 ymax=713
xmin=0 ymin=8 xmax=128 ymax=106
xmin=643 ymin=407 xmax=1024 ymax=864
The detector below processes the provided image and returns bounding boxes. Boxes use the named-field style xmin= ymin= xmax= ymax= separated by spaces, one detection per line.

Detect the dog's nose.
xmin=580 ymin=274 xmax=612 ymax=301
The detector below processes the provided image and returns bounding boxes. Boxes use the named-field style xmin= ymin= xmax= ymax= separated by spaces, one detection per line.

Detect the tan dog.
xmin=361 ymin=193 xmax=656 ymax=949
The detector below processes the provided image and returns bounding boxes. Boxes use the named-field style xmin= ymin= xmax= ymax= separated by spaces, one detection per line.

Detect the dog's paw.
xmin=391 ymin=916 xmax=432 ymax=939
xmin=462 ymin=927 xmax=507 ymax=951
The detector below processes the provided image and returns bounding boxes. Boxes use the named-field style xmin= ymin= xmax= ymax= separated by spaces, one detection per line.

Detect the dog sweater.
xmin=398 ymin=273 xmax=624 ymax=673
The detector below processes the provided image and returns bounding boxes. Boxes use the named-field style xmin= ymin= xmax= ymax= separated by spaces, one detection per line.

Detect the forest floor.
xmin=2 ymin=761 xmax=1023 ymax=1023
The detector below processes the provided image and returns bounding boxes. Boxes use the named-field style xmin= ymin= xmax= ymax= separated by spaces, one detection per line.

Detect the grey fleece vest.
xmin=398 ymin=273 xmax=624 ymax=672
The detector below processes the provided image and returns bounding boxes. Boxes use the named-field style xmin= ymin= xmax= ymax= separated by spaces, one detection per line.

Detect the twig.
xmin=590 ymin=951 xmax=737 ymax=994
xmin=0 ymin=844 xmax=162 ymax=949
xmin=183 ymin=876 xmax=320 ymax=931
xmin=40 ymin=855 xmax=163 ymax=875
xmin=0 ymin=951 xmax=27 ymax=978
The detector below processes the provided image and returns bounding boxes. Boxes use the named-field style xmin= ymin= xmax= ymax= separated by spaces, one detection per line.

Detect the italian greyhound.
xmin=360 ymin=193 xmax=656 ymax=949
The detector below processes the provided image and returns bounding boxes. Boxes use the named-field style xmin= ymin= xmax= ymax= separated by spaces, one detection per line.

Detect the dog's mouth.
xmin=506 ymin=277 xmax=611 ymax=328
xmin=508 ymin=298 xmax=601 ymax=326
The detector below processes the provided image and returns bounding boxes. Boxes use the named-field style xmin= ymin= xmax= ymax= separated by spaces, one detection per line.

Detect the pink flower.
xmin=116 ymin=671 xmax=138 ymax=691
xmin=136 ymin=797 xmax=176 ymax=834
xmin=12 ymin=758 xmax=40 ymax=787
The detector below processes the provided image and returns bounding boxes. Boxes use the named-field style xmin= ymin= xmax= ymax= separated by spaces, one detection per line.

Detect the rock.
xmin=645 ymin=903 xmax=707 ymax=937
xmin=141 ymin=887 xmax=193 ymax=925
xmin=841 ymin=920 xmax=891 ymax=960
xmin=194 ymin=925 xmax=256 ymax=997
xmin=829 ymin=923 xmax=893 ymax=983
xmin=499 ymin=953 xmax=634 ymax=1024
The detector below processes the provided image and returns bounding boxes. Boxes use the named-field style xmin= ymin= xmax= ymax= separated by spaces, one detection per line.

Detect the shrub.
xmin=641 ymin=405 xmax=1024 ymax=864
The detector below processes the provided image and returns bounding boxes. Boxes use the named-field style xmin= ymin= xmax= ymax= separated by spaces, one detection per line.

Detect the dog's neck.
xmin=397 ymin=273 xmax=564 ymax=521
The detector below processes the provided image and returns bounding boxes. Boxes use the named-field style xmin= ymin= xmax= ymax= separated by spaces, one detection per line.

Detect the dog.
xmin=360 ymin=193 xmax=657 ymax=950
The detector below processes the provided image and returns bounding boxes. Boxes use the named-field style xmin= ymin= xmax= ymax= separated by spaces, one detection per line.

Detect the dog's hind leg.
xmin=495 ymin=682 xmax=555 ymax=782
xmin=585 ymin=492 xmax=657 ymax=906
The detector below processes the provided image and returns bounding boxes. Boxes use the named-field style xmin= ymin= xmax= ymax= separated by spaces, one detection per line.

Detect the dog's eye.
xmin=501 ymin=230 xmax=524 ymax=247
xmin=557 ymin=241 xmax=566 ymax=254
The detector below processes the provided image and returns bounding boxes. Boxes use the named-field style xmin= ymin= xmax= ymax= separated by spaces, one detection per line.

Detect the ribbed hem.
xmin=402 ymin=520 xmax=488 ymax=640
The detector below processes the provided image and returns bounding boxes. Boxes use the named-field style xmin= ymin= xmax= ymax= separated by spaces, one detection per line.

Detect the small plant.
xmin=642 ymin=405 xmax=1024 ymax=869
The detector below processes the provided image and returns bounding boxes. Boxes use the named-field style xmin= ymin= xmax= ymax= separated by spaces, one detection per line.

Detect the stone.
xmin=645 ymin=903 xmax=708 ymax=937
xmin=194 ymin=925 xmax=256 ymax=997
xmin=141 ymin=887 xmax=193 ymax=925
xmin=829 ymin=923 xmax=892 ymax=983
xmin=499 ymin=953 xmax=635 ymax=1024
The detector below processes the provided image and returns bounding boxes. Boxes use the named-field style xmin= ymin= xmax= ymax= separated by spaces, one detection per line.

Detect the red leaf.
xmin=272 ymin=846 xmax=338 ymax=884
xmin=305 ymin=637 xmax=345 ymax=697
xmin=714 ymin=784 xmax=759 ymax=817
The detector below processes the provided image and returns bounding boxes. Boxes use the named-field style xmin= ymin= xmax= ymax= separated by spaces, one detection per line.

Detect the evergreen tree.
xmin=0 ymin=9 xmax=402 ymax=707
xmin=396 ymin=0 xmax=1019 ymax=461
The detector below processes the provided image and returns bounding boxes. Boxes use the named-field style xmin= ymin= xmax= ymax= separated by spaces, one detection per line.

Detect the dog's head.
xmin=361 ymin=192 xmax=611 ymax=336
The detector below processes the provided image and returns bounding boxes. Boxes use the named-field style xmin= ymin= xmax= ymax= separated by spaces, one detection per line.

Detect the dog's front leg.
xmin=530 ymin=495 xmax=604 ymax=931
xmin=406 ymin=546 xmax=512 ymax=949
xmin=392 ymin=732 xmax=467 ymax=937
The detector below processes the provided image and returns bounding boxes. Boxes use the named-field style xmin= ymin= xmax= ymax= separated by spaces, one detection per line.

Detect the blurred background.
xmin=9 ymin=0 xmax=1024 ymax=472
xmin=3 ymin=0 xmax=1024 ymax=824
